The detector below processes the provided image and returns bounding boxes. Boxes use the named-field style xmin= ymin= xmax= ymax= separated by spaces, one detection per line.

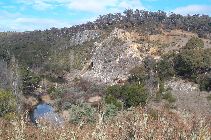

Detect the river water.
xmin=30 ymin=103 xmax=64 ymax=125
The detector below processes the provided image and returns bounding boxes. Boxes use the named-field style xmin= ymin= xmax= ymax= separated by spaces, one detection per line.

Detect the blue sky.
xmin=0 ymin=0 xmax=211 ymax=31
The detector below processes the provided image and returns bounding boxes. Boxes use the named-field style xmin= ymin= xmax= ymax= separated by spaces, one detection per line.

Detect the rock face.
xmin=80 ymin=28 xmax=158 ymax=85
xmin=69 ymin=30 xmax=102 ymax=46
xmin=165 ymin=79 xmax=211 ymax=116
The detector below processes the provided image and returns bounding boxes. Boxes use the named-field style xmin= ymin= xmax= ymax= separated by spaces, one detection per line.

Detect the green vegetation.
xmin=155 ymin=80 xmax=176 ymax=103
xmin=207 ymin=94 xmax=211 ymax=101
xmin=174 ymin=49 xmax=211 ymax=78
xmin=105 ymin=94 xmax=123 ymax=109
xmin=69 ymin=103 xmax=96 ymax=124
xmin=0 ymin=89 xmax=16 ymax=118
xmin=162 ymin=90 xmax=176 ymax=103
xmin=104 ymin=103 xmax=119 ymax=119
xmin=152 ymin=37 xmax=211 ymax=92
xmin=128 ymin=65 xmax=148 ymax=84
xmin=49 ymin=87 xmax=65 ymax=99
xmin=157 ymin=58 xmax=175 ymax=81
xmin=105 ymin=83 xmax=148 ymax=108
xmin=174 ymin=37 xmax=210 ymax=79
xmin=21 ymin=68 xmax=41 ymax=95
xmin=183 ymin=37 xmax=204 ymax=50
xmin=199 ymin=74 xmax=211 ymax=92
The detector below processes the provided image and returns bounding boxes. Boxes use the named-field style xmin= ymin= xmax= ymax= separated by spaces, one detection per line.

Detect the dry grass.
xmin=0 ymin=107 xmax=211 ymax=140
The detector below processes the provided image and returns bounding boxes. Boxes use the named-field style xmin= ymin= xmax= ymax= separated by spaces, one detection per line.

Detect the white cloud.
xmin=0 ymin=10 xmax=71 ymax=31
xmin=67 ymin=0 xmax=117 ymax=12
xmin=17 ymin=0 xmax=54 ymax=10
xmin=16 ymin=0 xmax=145 ymax=13
xmin=173 ymin=5 xmax=211 ymax=15
xmin=15 ymin=17 xmax=70 ymax=28
xmin=66 ymin=0 xmax=144 ymax=13
xmin=2 ymin=0 xmax=146 ymax=31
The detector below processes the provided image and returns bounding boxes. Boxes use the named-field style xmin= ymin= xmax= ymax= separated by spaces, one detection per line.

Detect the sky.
xmin=0 ymin=0 xmax=211 ymax=32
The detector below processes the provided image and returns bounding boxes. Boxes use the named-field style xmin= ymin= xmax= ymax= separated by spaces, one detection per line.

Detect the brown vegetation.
xmin=0 ymin=107 xmax=211 ymax=140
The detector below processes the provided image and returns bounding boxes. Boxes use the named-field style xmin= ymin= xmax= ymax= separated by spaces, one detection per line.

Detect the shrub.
xmin=162 ymin=90 xmax=176 ymax=103
xmin=157 ymin=58 xmax=175 ymax=81
xmin=21 ymin=68 xmax=41 ymax=95
xmin=155 ymin=80 xmax=176 ymax=103
xmin=199 ymin=73 xmax=211 ymax=92
xmin=128 ymin=65 xmax=147 ymax=84
xmin=47 ymin=86 xmax=56 ymax=94
xmin=69 ymin=103 xmax=96 ymax=124
xmin=183 ymin=37 xmax=204 ymax=50
xmin=122 ymin=84 xmax=148 ymax=107
xmin=49 ymin=87 xmax=65 ymax=99
xmin=173 ymin=52 xmax=194 ymax=78
xmin=173 ymin=48 xmax=211 ymax=79
xmin=105 ymin=95 xmax=122 ymax=109
xmin=104 ymin=104 xmax=119 ymax=119
xmin=147 ymin=108 xmax=159 ymax=120
xmin=45 ymin=75 xmax=67 ymax=84
xmin=207 ymin=94 xmax=211 ymax=101
xmin=105 ymin=83 xmax=148 ymax=108
xmin=0 ymin=89 xmax=16 ymax=118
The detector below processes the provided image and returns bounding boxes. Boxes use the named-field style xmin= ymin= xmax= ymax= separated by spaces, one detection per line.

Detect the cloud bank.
xmin=173 ymin=5 xmax=211 ymax=15
xmin=17 ymin=0 xmax=145 ymax=13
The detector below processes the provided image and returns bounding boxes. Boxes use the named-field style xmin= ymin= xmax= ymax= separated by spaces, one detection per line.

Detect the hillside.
xmin=0 ymin=9 xmax=211 ymax=139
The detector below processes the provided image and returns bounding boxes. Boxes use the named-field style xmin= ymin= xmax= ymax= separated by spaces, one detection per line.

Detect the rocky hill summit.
xmin=75 ymin=27 xmax=211 ymax=85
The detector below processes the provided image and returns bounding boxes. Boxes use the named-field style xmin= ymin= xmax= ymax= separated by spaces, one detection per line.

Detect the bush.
xmin=49 ymin=87 xmax=65 ymax=99
xmin=69 ymin=103 xmax=96 ymax=124
xmin=44 ymin=74 xmax=67 ymax=84
xmin=162 ymin=90 xmax=176 ymax=103
xmin=173 ymin=38 xmax=210 ymax=80
xmin=183 ymin=37 xmax=204 ymax=50
xmin=173 ymin=48 xmax=211 ymax=79
xmin=105 ymin=83 xmax=148 ymax=108
xmin=128 ymin=65 xmax=147 ymax=84
xmin=172 ymin=37 xmax=210 ymax=80
xmin=122 ymin=84 xmax=148 ymax=107
xmin=199 ymin=73 xmax=211 ymax=92
xmin=173 ymin=51 xmax=194 ymax=78
xmin=207 ymin=94 xmax=211 ymax=101
xmin=21 ymin=68 xmax=41 ymax=95
xmin=157 ymin=58 xmax=175 ymax=81
xmin=0 ymin=89 xmax=16 ymax=117
xmin=47 ymin=86 xmax=56 ymax=94
xmin=105 ymin=95 xmax=122 ymax=109
xmin=104 ymin=104 xmax=119 ymax=119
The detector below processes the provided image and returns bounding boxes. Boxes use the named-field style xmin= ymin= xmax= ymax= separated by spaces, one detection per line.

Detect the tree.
xmin=157 ymin=58 xmax=175 ymax=81
xmin=21 ymin=67 xmax=41 ymax=95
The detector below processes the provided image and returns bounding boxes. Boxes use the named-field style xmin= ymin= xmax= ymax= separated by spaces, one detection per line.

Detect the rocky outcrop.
xmin=165 ymin=78 xmax=211 ymax=116
xmin=111 ymin=28 xmax=145 ymax=42
xmin=81 ymin=28 xmax=148 ymax=85
xmin=69 ymin=30 xmax=102 ymax=46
